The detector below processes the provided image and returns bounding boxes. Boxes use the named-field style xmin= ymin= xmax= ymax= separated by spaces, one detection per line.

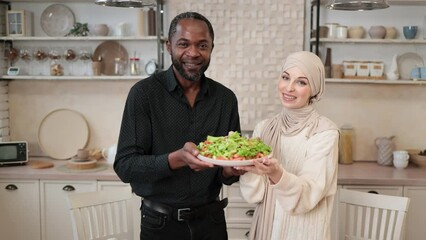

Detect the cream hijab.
xmin=260 ymin=51 xmax=337 ymax=157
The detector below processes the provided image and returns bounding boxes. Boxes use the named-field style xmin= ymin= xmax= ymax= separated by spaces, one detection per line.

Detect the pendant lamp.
xmin=326 ymin=0 xmax=389 ymax=10
xmin=95 ymin=0 xmax=156 ymax=8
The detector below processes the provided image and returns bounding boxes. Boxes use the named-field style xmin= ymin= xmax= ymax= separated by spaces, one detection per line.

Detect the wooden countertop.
xmin=1 ymin=158 xmax=426 ymax=186
xmin=338 ymin=161 xmax=426 ymax=186
xmin=0 ymin=158 xmax=120 ymax=181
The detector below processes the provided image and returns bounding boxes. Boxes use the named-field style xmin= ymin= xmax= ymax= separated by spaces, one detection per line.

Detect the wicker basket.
xmin=410 ymin=153 xmax=426 ymax=168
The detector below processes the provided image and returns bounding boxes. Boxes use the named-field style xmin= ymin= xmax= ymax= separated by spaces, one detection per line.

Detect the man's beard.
xmin=172 ymin=56 xmax=210 ymax=82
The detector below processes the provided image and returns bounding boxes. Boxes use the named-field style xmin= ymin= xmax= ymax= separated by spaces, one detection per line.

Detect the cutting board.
xmin=29 ymin=160 xmax=54 ymax=169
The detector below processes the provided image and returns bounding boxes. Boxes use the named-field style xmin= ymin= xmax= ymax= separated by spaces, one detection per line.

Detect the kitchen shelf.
xmin=326 ymin=78 xmax=426 ymax=85
xmin=0 ymin=75 xmax=149 ymax=80
xmin=0 ymin=36 xmax=165 ymax=41
xmin=310 ymin=38 xmax=426 ymax=44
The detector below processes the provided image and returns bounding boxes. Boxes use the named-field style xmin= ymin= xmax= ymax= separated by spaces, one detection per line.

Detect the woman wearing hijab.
xmin=237 ymin=51 xmax=339 ymax=240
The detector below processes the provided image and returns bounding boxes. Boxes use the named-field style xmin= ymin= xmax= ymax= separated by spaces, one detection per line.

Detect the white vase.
xmin=387 ymin=54 xmax=399 ymax=80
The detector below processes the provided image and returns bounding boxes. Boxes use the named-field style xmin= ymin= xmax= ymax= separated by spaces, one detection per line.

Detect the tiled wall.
xmin=168 ymin=0 xmax=305 ymax=129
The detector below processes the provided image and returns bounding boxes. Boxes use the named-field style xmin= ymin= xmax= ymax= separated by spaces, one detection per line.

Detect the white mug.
xmin=393 ymin=150 xmax=409 ymax=162
xmin=102 ymin=144 xmax=117 ymax=164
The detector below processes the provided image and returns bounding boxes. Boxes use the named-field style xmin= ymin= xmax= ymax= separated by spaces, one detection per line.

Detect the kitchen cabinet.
xmin=308 ymin=1 xmax=426 ymax=85
xmin=40 ymin=180 xmax=97 ymax=240
xmin=0 ymin=179 xmax=139 ymax=240
xmin=222 ymin=183 xmax=255 ymax=240
xmin=0 ymin=179 xmax=41 ymax=240
xmin=403 ymin=186 xmax=426 ymax=240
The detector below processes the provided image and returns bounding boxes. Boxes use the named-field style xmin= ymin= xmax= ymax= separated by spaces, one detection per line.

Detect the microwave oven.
xmin=0 ymin=141 xmax=28 ymax=165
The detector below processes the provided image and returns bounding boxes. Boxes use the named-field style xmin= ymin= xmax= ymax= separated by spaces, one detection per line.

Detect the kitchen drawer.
xmin=227 ymin=224 xmax=251 ymax=240
xmin=342 ymin=185 xmax=403 ymax=196
xmin=225 ymin=202 xmax=256 ymax=224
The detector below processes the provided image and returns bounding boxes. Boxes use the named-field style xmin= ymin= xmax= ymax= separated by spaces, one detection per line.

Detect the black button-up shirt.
xmin=114 ymin=67 xmax=241 ymax=207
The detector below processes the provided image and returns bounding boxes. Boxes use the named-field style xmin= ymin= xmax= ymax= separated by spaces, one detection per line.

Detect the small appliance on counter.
xmin=0 ymin=141 xmax=28 ymax=165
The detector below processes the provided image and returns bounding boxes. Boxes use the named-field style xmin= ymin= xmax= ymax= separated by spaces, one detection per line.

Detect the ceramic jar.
xmin=369 ymin=25 xmax=386 ymax=39
xmin=348 ymin=26 xmax=365 ymax=39
xmin=94 ymin=24 xmax=109 ymax=36
xmin=385 ymin=27 xmax=397 ymax=39
xmin=375 ymin=136 xmax=395 ymax=166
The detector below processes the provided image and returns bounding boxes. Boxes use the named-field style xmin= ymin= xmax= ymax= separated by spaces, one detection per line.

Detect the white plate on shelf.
xmin=197 ymin=154 xmax=271 ymax=167
xmin=397 ymin=52 xmax=424 ymax=80
xmin=40 ymin=4 xmax=75 ymax=37
xmin=38 ymin=109 xmax=89 ymax=160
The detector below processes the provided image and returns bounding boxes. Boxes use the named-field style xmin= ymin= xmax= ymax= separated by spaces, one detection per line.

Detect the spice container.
xmin=130 ymin=57 xmax=141 ymax=75
xmin=114 ymin=58 xmax=125 ymax=75
xmin=339 ymin=125 xmax=354 ymax=164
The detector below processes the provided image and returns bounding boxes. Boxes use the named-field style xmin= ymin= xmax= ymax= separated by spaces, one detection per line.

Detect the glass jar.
xmin=50 ymin=60 xmax=64 ymax=76
xmin=129 ymin=57 xmax=141 ymax=75
xmin=339 ymin=125 xmax=354 ymax=164
xmin=114 ymin=58 xmax=125 ymax=76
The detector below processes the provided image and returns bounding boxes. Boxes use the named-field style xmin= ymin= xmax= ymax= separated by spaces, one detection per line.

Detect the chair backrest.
xmin=339 ymin=189 xmax=410 ymax=240
xmin=67 ymin=187 xmax=134 ymax=240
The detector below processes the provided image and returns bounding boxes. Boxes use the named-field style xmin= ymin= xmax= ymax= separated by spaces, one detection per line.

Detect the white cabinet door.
xmin=40 ymin=180 xmax=96 ymax=240
xmin=0 ymin=179 xmax=41 ymax=240
xmin=97 ymin=180 xmax=141 ymax=240
xmin=403 ymin=186 xmax=426 ymax=240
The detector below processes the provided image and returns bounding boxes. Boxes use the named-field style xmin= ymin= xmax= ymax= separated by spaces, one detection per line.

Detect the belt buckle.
xmin=177 ymin=208 xmax=191 ymax=221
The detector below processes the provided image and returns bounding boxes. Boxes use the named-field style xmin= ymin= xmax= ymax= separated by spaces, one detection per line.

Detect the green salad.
xmin=197 ymin=131 xmax=271 ymax=160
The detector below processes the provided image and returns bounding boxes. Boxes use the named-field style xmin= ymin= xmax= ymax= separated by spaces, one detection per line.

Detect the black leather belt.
xmin=143 ymin=198 xmax=228 ymax=221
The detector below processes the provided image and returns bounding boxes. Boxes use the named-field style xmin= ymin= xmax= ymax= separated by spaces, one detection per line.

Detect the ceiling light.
xmin=326 ymin=0 xmax=389 ymax=11
xmin=95 ymin=0 xmax=156 ymax=8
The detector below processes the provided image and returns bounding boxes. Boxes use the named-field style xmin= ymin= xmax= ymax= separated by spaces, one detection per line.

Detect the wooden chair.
xmin=339 ymin=188 xmax=410 ymax=240
xmin=67 ymin=187 xmax=134 ymax=240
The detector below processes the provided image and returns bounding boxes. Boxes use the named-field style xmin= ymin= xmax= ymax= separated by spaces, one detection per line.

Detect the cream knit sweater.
xmin=239 ymin=119 xmax=339 ymax=240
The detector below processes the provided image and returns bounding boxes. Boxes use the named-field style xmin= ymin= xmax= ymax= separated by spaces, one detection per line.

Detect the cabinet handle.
xmin=5 ymin=184 xmax=18 ymax=191
xmin=246 ymin=209 xmax=254 ymax=217
xmin=245 ymin=231 xmax=250 ymax=237
xmin=62 ymin=185 xmax=76 ymax=192
xmin=368 ymin=190 xmax=379 ymax=194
